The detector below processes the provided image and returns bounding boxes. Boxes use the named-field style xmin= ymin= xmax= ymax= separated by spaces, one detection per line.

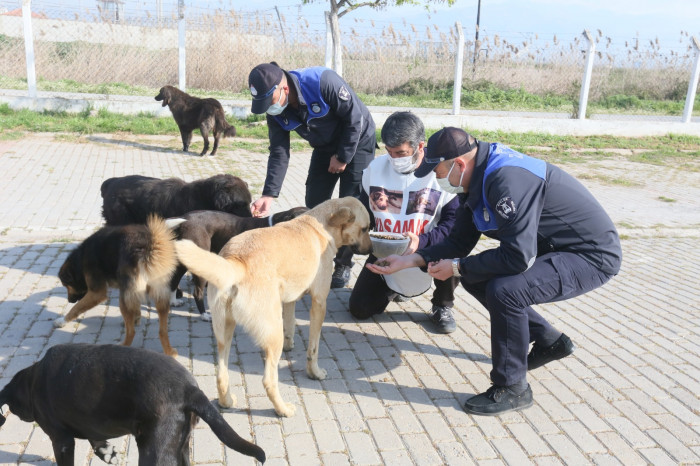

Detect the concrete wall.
xmin=0 ymin=16 xmax=272 ymax=52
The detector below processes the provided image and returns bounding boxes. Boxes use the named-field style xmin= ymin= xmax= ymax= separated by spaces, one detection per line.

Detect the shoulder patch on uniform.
xmin=496 ymin=196 xmax=517 ymax=220
xmin=338 ymin=86 xmax=350 ymax=101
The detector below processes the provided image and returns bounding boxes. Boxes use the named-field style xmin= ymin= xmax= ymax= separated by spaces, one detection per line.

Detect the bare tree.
xmin=305 ymin=0 xmax=455 ymax=75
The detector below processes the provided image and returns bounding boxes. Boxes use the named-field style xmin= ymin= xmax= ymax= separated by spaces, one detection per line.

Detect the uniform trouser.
xmin=349 ymin=254 xmax=461 ymax=319
xmin=460 ymin=251 xmax=615 ymax=387
xmin=305 ymin=136 xmax=376 ymax=268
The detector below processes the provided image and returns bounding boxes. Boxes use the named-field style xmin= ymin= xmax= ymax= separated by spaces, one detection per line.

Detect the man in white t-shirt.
xmin=349 ymin=112 xmax=461 ymax=333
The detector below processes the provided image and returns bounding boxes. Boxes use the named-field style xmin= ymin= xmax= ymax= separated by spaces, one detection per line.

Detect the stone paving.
xmin=0 ymin=132 xmax=698 ymax=465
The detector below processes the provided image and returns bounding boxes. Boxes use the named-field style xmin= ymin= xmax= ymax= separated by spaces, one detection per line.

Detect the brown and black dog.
xmin=155 ymin=85 xmax=236 ymax=156
xmin=101 ymin=174 xmax=252 ymax=226
xmin=0 ymin=343 xmax=266 ymax=465
xmin=166 ymin=206 xmax=309 ymax=320
xmin=55 ymin=216 xmax=182 ymax=356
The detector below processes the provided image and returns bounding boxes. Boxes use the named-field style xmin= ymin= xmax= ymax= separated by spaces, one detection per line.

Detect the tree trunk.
xmin=328 ymin=5 xmax=343 ymax=75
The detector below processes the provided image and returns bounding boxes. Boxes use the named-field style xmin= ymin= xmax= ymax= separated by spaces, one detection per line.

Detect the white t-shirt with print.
xmin=362 ymin=154 xmax=456 ymax=296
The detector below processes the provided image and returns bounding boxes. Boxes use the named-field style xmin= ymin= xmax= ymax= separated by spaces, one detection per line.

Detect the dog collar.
xmin=268 ymin=215 xmax=274 ymax=227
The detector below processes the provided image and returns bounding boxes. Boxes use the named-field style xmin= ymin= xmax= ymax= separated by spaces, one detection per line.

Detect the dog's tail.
xmin=215 ymin=107 xmax=237 ymax=138
xmin=186 ymin=386 xmax=266 ymax=463
xmin=145 ymin=215 xmax=179 ymax=283
xmin=0 ymin=386 xmax=8 ymax=427
xmin=174 ymin=239 xmax=243 ymax=291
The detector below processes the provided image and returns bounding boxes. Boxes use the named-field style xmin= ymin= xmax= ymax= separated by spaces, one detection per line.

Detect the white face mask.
xmin=266 ymin=87 xmax=287 ymax=116
xmin=388 ymin=148 xmax=419 ymax=174
xmin=436 ymin=161 xmax=465 ymax=194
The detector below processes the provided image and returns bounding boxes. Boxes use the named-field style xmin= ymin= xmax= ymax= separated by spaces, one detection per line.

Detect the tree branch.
xmin=338 ymin=0 xmax=384 ymax=18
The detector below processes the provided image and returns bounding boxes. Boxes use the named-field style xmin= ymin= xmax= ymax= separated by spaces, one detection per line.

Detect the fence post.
xmin=324 ymin=12 xmax=332 ymax=69
xmin=578 ymin=30 xmax=595 ymax=120
xmin=21 ymin=0 xmax=37 ymax=98
xmin=682 ymin=36 xmax=700 ymax=123
xmin=178 ymin=0 xmax=186 ymax=91
xmin=452 ymin=21 xmax=465 ymax=115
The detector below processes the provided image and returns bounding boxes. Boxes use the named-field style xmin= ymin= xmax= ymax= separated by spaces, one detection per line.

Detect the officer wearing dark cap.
xmin=368 ymin=127 xmax=622 ymax=415
xmin=248 ymin=62 xmax=376 ymax=288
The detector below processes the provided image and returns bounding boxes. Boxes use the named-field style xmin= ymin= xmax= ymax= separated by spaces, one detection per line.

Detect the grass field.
xmin=2 ymin=103 xmax=698 ymax=171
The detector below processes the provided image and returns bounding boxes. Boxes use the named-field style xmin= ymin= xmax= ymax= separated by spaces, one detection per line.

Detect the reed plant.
xmin=0 ymin=10 xmax=697 ymax=116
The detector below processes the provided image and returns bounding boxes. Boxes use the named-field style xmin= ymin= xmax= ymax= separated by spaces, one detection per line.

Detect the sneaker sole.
xmin=528 ymin=342 xmax=576 ymax=370
xmin=463 ymin=398 xmax=533 ymax=416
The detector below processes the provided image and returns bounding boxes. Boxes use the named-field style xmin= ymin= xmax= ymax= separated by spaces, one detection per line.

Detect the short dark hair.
xmin=380 ymin=111 xmax=425 ymax=149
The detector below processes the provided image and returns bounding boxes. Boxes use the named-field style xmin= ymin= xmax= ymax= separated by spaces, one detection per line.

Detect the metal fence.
xmin=1 ymin=0 xmax=699 ymax=121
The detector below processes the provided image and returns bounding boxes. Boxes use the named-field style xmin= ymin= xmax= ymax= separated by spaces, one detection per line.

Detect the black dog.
xmin=155 ymin=85 xmax=236 ymax=156
xmin=101 ymin=174 xmax=252 ymax=225
xmin=167 ymin=206 xmax=309 ymax=319
xmin=0 ymin=343 xmax=265 ymax=465
xmin=56 ymin=216 xmax=181 ymax=356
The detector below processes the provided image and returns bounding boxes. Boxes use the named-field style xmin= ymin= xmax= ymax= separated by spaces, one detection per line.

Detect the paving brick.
xmin=1 ymin=134 xmax=699 ymax=465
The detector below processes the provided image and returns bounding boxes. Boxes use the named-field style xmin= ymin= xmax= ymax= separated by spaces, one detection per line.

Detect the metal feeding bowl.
xmin=370 ymin=232 xmax=410 ymax=258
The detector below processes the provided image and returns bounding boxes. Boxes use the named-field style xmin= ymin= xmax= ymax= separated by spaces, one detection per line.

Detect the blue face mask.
xmin=266 ymin=88 xmax=288 ymax=116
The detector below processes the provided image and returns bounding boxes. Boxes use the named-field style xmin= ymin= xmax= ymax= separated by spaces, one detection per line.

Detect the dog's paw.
xmin=218 ymin=393 xmax=236 ymax=409
xmin=283 ymin=338 xmax=294 ymax=351
xmin=170 ymin=297 xmax=184 ymax=307
xmin=94 ymin=442 xmax=119 ymax=464
xmin=275 ymin=402 xmax=297 ymax=417
xmin=200 ymin=312 xmax=212 ymax=322
xmin=170 ymin=290 xmax=184 ymax=306
xmin=54 ymin=317 xmax=67 ymax=328
xmin=307 ymin=365 xmax=327 ymax=381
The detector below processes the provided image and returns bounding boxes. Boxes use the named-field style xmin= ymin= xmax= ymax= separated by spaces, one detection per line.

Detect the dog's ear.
xmin=0 ymin=366 xmax=35 ymax=425
xmin=161 ymin=87 xmax=170 ymax=107
xmin=327 ymin=206 xmax=355 ymax=227
xmin=58 ymin=260 xmax=71 ymax=285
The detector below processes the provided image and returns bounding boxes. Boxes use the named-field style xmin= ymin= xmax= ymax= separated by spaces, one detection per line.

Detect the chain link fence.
xmin=0 ymin=0 xmax=698 ymax=121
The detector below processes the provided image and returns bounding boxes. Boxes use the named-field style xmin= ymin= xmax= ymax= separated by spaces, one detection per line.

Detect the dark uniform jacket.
xmin=262 ymin=67 xmax=375 ymax=198
xmin=418 ymin=141 xmax=623 ymax=284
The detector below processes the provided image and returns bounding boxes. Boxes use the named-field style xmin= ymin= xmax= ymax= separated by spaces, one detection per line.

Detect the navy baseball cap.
xmin=248 ymin=63 xmax=284 ymax=114
xmin=414 ymin=127 xmax=478 ymax=178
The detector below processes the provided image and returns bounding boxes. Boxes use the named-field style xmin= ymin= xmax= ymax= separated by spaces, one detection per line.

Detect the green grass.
xmin=2 ymin=103 xmax=699 ymax=169
xmin=3 ymin=76 xmax=698 ymax=116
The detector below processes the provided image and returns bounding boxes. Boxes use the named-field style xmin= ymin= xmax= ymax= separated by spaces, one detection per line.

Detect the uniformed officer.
xmin=368 ymin=127 xmax=622 ymax=416
xmin=248 ymin=62 xmax=377 ymax=288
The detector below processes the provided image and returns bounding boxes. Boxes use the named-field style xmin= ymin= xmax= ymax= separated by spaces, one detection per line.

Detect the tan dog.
xmin=175 ymin=197 xmax=372 ymax=416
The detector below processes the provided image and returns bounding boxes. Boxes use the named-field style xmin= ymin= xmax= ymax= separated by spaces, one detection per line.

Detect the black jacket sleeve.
xmin=261 ymin=115 xmax=291 ymax=198
xmin=459 ymin=166 xmax=545 ymax=283
xmin=416 ymin=195 xmax=459 ymax=250
xmin=417 ymin=198 xmax=480 ymax=265
xmin=320 ymin=71 xmax=367 ymax=164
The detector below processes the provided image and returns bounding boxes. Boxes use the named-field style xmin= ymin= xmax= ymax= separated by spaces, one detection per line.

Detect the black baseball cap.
xmin=414 ymin=127 xmax=478 ymax=178
xmin=248 ymin=63 xmax=284 ymax=114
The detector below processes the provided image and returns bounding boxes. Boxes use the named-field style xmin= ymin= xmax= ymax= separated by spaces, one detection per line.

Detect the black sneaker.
xmin=392 ymin=294 xmax=410 ymax=303
xmin=527 ymin=333 xmax=575 ymax=370
xmin=429 ymin=306 xmax=456 ymax=333
xmin=330 ymin=265 xmax=352 ymax=288
xmin=464 ymin=384 xmax=533 ymax=416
